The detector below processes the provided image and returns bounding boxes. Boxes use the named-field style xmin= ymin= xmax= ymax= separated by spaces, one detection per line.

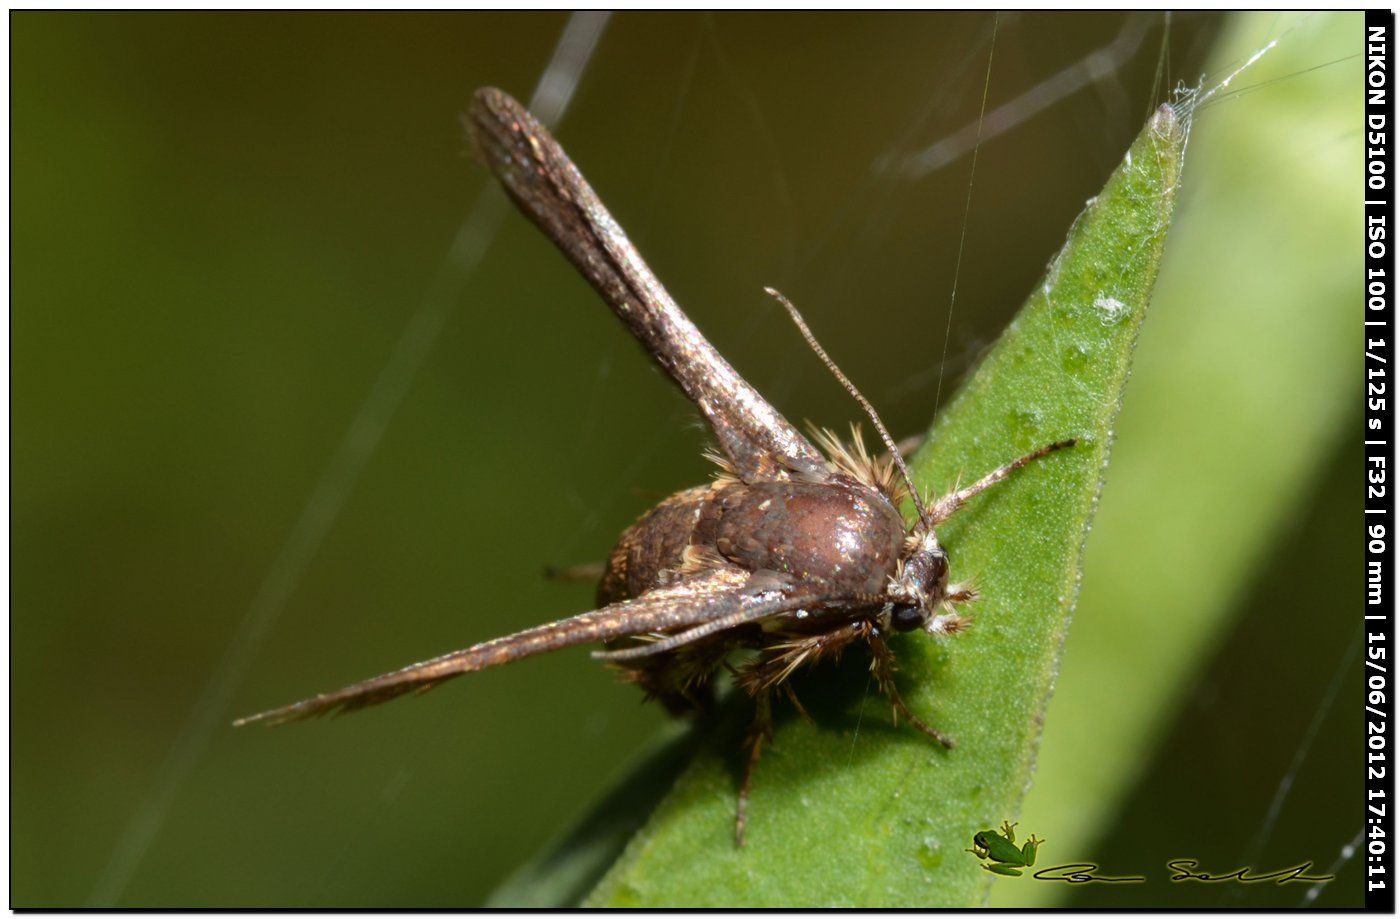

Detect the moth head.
xmin=888 ymin=528 xmax=950 ymax=633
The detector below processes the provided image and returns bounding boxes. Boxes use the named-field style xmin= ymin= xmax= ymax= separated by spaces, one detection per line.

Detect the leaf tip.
xmin=1150 ymin=102 xmax=1180 ymax=139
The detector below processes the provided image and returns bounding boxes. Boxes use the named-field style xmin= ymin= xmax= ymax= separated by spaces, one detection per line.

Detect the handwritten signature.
xmin=1165 ymin=859 xmax=1334 ymax=884
xmin=1025 ymin=860 xmax=1334 ymax=885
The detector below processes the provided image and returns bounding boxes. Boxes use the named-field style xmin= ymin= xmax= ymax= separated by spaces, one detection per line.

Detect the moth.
xmin=238 ymin=87 xmax=1074 ymax=845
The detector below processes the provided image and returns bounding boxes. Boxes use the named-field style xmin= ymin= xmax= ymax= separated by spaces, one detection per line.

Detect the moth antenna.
xmin=764 ymin=287 xmax=929 ymax=525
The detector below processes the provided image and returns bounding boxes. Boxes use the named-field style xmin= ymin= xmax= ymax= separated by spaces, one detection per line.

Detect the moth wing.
xmin=593 ymin=578 xmax=857 ymax=663
xmin=235 ymin=565 xmax=791 ymax=727
xmin=468 ymin=88 xmax=830 ymax=483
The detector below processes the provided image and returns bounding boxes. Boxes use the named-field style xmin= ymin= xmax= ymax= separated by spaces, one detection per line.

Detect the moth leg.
xmin=542 ymin=562 xmax=605 ymax=583
xmin=867 ymin=630 xmax=953 ymax=749
xmin=727 ymin=626 xmax=876 ymax=843
xmin=736 ymin=691 xmax=773 ymax=847
xmin=737 ymin=625 xmax=866 ymax=697
xmin=893 ymin=433 xmax=924 ymax=459
xmin=611 ymin=645 xmax=724 ymax=715
xmin=927 ymin=439 xmax=1076 ymax=526
xmin=780 ymin=681 xmax=814 ymax=724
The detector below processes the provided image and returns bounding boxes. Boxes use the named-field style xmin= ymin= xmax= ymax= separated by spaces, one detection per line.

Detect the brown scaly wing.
xmin=468 ymin=88 xmax=829 ymax=483
xmin=236 ymin=566 xmax=828 ymax=727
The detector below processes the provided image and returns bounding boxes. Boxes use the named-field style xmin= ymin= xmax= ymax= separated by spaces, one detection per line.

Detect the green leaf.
xmin=993 ymin=12 xmax=1361 ymax=907
xmin=492 ymin=103 xmax=1185 ymax=908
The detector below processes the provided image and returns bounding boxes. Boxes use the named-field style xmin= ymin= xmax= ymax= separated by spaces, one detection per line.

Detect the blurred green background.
xmin=12 ymin=12 xmax=1359 ymax=906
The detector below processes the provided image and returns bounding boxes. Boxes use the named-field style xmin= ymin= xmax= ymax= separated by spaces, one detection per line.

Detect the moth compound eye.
xmin=890 ymin=604 xmax=925 ymax=632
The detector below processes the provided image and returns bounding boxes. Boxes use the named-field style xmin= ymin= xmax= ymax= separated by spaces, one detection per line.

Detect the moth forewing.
xmin=467 ymin=88 xmax=829 ymax=484
xmin=235 ymin=567 xmax=805 ymax=726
